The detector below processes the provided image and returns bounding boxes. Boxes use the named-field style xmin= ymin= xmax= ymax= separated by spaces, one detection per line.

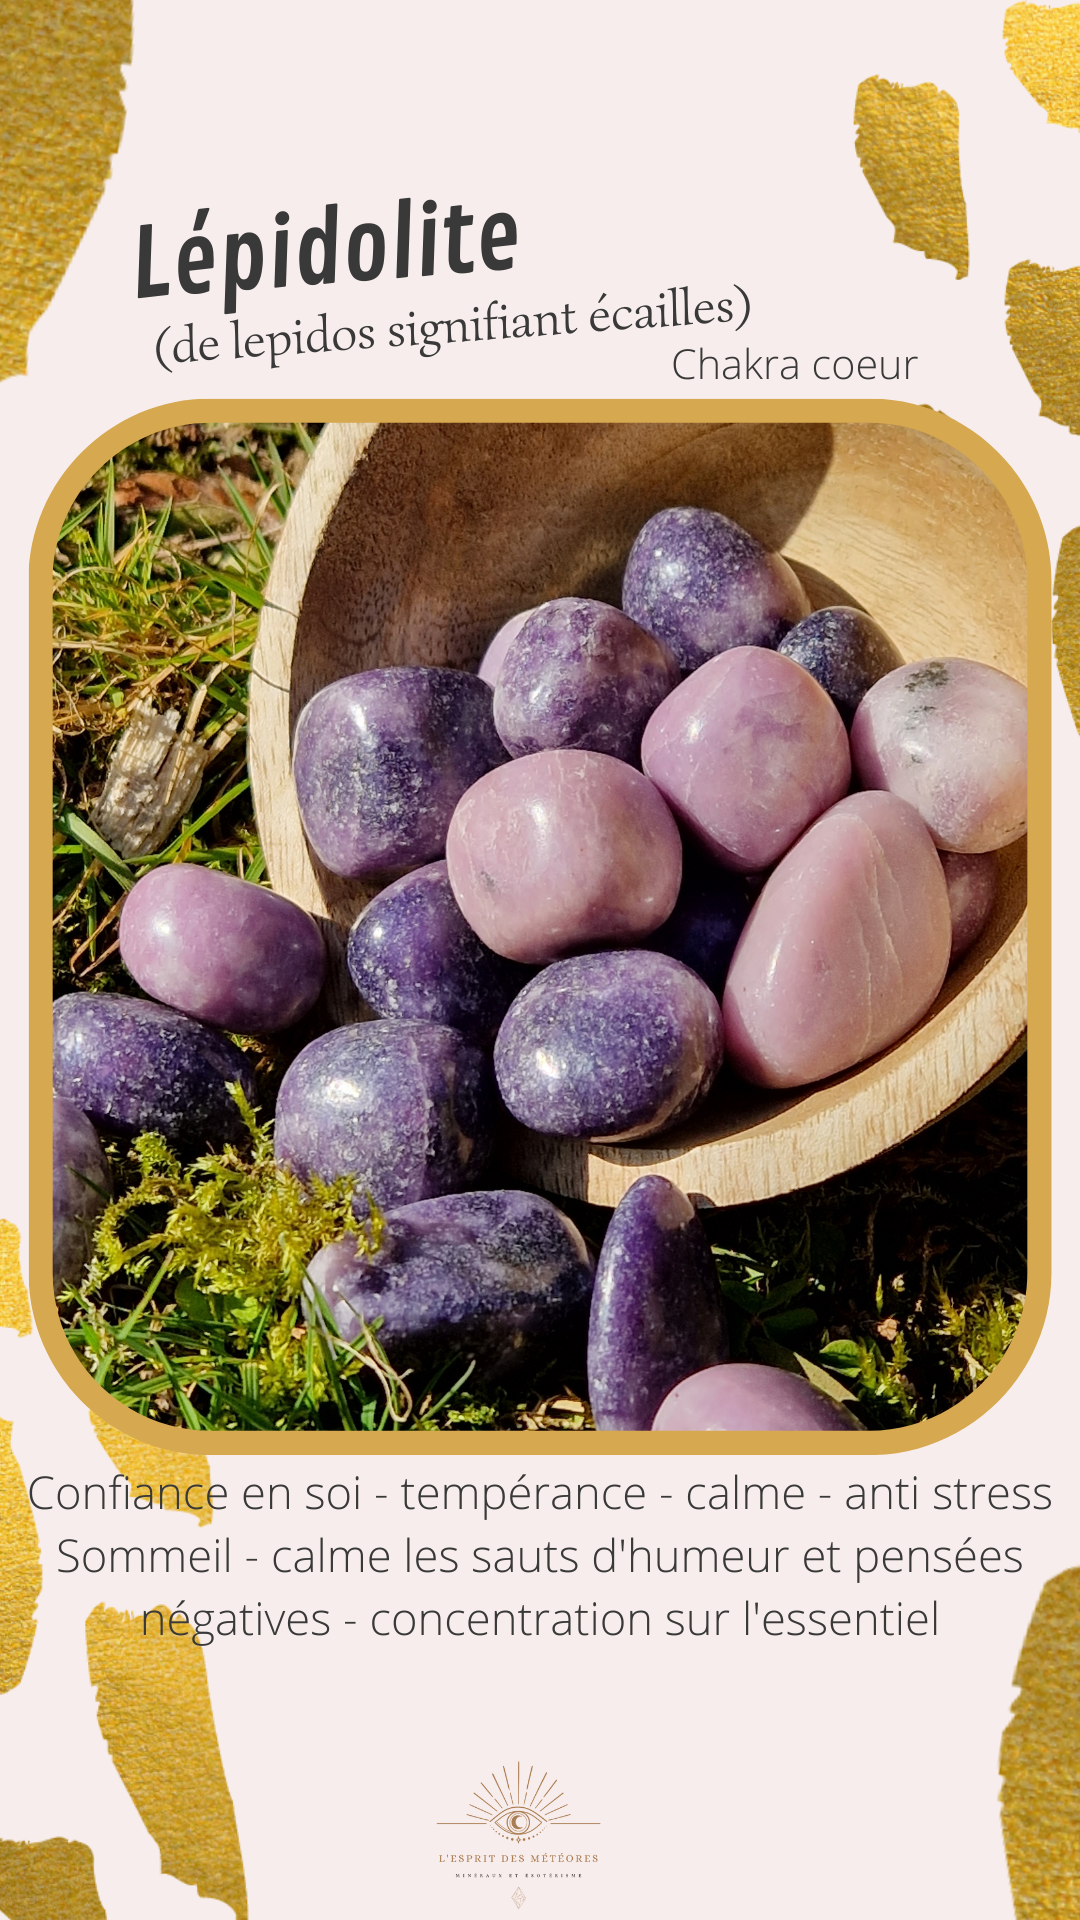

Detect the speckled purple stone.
xmin=292 ymin=667 xmax=508 ymax=879
xmin=309 ymin=1189 xmax=595 ymax=1383
xmin=652 ymin=1362 xmax=860 ymax=1431
xmin=941 ymin=850 xmax=998 ymax=964
xmin=643 ymin=847 xmax=751 ymax=997
xmin=588 ymin=1177 xmax=729 ymax=1431
xmin=346 ymin=861 xmax=532 ymax=1044
xmin=477 ymin=608 xmax=540 ymax=687
xmin=119 ymin=864 xmax=325 ymax=1033
xmin=53 ymin=1096 xmax=112 ymax=1293
xmin=622 ymin=506 xmax=810 ymax=672
xmin=494 ymin=950 xmax=723 ymax=1142
xmin=777 ymin=606 xmax=905 ymax=725
xmin=274 ymin=1020 xmax=494 ymax=1206
xmin=53 ymin=993 xmax=256 ymax=1151
xmin=493 ymin=597 xmax=680 ymax=762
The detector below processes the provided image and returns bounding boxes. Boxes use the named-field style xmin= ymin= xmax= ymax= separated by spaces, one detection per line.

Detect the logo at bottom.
xmin=512 ymin=1891 xmax=525 ymax=1909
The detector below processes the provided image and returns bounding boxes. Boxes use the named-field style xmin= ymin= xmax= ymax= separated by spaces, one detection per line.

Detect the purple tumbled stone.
xmin=588 ymin=1177 xmax=729 ymax=1431
xmin=652 ymin=1362 xmax=859 ymax=1431
xmin=309 ymin=1189 xmax=594 ymax=1384
xmin=642 ymin=846 xmax=752 ymax=997
xmin=292 ymin=667 xmax=508 ymax=880
xmin=346 ymin=861 xmax=532 ymax=1044
xmin=493 ymin=597 xmax=680 ymax=762
xmin=777 ymin=606 xmax=905 ymax=725
xmin=477 ymin=608 xmax=540 ymax=687
xmin=494 ymin=950 xmax=722 ymax=1141
xmin=446 ymin=748 xmax=682 ymax=963
xmin=274 ymin=1020 xmax=494 ymax=1207
xmin=622 ymin=505 xmax=810 ymax=672
xmin=119 ymin=864 xmax=325 ymax=1033
xmin=850 ymin=658 xmax=1027 ymax=853
xmin=641 ymin=647 xmax=851 ymax=873
xmin=53 ymin=993 xmax=256 ymax=1151
xmin=53 ymin=1096 xmax=112 ymax=1293
xmin=941 ymin=850 xmax=998 ymax=964
xmin=723 ymin=791 xmax=951 ymax=1088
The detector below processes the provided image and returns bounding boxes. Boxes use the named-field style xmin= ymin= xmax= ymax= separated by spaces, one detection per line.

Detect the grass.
xmin=52 ymin=422 xmax=1027 ymax=1432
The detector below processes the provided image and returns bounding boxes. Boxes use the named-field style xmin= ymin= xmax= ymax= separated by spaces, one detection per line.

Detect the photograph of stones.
xmin=50 ymin=417 xmax=1027 ymax=1437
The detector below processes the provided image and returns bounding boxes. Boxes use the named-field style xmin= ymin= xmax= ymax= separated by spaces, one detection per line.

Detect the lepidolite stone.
xmin=723 ymin=791 xmax=951 ymax=1087
xmin=477 ymin=608 xmax=540 ymax=686
xmin=777 ymin=606 xmax=904 ymax=724
xmin=494 ymin=950 xmax=722 ymax=1141
xmin=652 ymin=1362 xmax=859 ymax=1431
xmin=493 ymin=597 xmax=679 ymax=762
xmin=941 ymin=850 xmax=998 ymax=964
xmin=641 ymin=647 xmax=851 ymax=872
xmin=119 ymin=864 xmax=325 ymax=1033
xmin=588 ymin=1177 xmax=729 ymax=1430
xmin=446 ymin=748 xmax=682 ymax=963
xmin=346 ymin=861 xmax=531 ymax=1043
xmin=293 ymin=667 xmax=508 ymax=879
xmin=309 ymin=1189 xmax=594 ymax=1383
xmin=53 ymin=993 xmax=256 ymax=1150
xmin=274 ymin=1020 xmax=494 ymax=1206
xmin=622 ymin=505 xmax=810 ymax=672
xmin=850 ymin=658 xmax=1027 ymax=853
xmin=53 ymin=1096 xmax=112 ymax=1293
xmin=643 ymin=846 xmax=751 ymax=997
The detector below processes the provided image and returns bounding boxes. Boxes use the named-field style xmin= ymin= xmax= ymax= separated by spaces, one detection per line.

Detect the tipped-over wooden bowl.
xmin=250 ymin=420 xmax=1027 ymax=1209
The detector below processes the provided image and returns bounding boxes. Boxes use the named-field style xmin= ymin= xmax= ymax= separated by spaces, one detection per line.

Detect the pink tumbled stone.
xmin=723 ymin=790 xmax=951 ymax=1087
xmin=850 ymin=657 xmax=1027 ymax=853
xmin=652 ymin=1363 xmax=858 ymax=1431
xmin=941 ymin=850 xmax=998 ymax=964
xmin=445 ymin=748 xmax=683 ymax=963
xmin=477 ymin=608 xmax=540 ymax=687
xmin=641 ymin=646 xmax=851 ymax=872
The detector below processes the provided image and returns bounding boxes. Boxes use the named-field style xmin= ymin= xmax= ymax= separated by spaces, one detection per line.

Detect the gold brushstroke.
xmin=90 ymin=1416 xmax=215 ymax=1526
xmin=86 ymin=1604 xmax=247 ymax=1920
xmin=1052 ymin=528 xmax=1080 ymax=732
xmin=1006 ymin=260 xmax=1080 ymax=433
xmin=1005 ymin=3 xmax=1080 ymax=128
xmin=854 ymin=76 xmax=969 ymax=277
xmin=1001 ymin=1568 xmax=1080 ymax=1916
xmin=0 ymin=1418 xmax=41 ymax=1693
xmin=0 ymin=1839 xmax=106 ymax=1920
xmin=0 ymin=0 xmax=131 ymax=380
xmin=0 ymin=1220 xmax=30 ymax=1335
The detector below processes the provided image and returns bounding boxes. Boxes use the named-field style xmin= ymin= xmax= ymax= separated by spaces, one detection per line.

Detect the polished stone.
xmin=346 ymin=861 xmax=532 ymax=1043
xmin=53 ymin=993 xmax=256 ymax=1151
xmin=941 ymin=850 xmax=998 ymax=964
xmin=622 ymin=505 xmax=810 ymax=672
xmin=652 ymin=1362 xmax=859 ymax=1430
xmin=53 ymin=1096 xmax=112 ymax=1293
xmin=494 ymin=596 xmax=679 ymax=761
xmin=778 ymin=605 xmax=905 ymax=724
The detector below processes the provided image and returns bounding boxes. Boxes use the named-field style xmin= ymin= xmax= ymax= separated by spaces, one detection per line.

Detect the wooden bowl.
xmin=250 ymin=420 xmax=1027 ymax=1209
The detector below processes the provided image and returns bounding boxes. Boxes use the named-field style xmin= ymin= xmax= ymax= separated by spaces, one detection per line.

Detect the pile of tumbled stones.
xmin=53 ymin=504 xmax=1026 ymax=1431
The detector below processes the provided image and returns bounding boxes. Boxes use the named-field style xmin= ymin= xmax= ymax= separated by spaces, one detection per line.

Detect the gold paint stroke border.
xmin=89 ymin=1416 xmax=214 ymax=1526
xmin=1004 ymin=2 xmax=1080 ymax=131
xmin=1053 ymin=528 xmax=1080 ymax=730
xmin=31 ymin=399 xmax=1048 ymax=1457
xmin=854 ymin=77 xmax=969 ymax=278
xmin=1000 ymin=1567 xmax=1080 ymax=1917
xmin=0 ymin=1218 xmax=30 ymax=1334
xmin=0 ymin=1839 xmax=106 ymax=1920
xmin=0 ymin=1416 xmax=42 ymax=1694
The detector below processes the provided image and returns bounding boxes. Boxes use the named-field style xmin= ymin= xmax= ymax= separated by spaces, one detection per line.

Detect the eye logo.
xmin=437 ymin=1761 xmax=600 ymax=1849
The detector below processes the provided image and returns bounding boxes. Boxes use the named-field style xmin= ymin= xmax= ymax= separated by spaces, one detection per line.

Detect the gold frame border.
xmin=32 ymin=397 xmax=1049 ymax=1457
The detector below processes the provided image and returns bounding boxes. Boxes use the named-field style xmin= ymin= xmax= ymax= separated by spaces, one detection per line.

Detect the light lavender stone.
xmin=622 ymin=505 xmax=810 ymax=672
xmin=494 ymin=950 xmax=723 ymax=1142
xmin=652 ymin=1362 xmax=860 ymax=1431
xmin=641 ymin=647 xmax=851 ymax=872
xmin=293 ymin=667 xmax=509 ymax=879
xmin=477 ymin=608 xmax=540 ymax=687
xmin=53 ymin=993 xmax=256 ymax=1152
xmin=777 ymin=606 xmax=904 ymax=725
xmin=309 ymin=1189 xmax=594 ymax=1384
xmin=53 ymin=1096 xmax=112 ymax=1294
xmin=346 ymin=861 xmax=532 ymax=1044
xmin=941 ymin=850 xmax=998 ymax=964
xmin=850 ymin=657 xmax=1027 ymax=853
xmin=588 ymin=1177 xmax=729 ymax=1431
xmin=274 ymin=1020 xmax=494 ymax=1207
xmin=493 ymin=597 xmax=680 ymax=762
xmin=119 ymin=864 xmax=325 ymax=1033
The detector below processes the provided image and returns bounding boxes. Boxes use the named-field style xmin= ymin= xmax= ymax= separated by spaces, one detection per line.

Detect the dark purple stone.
xmin=653 ymin=1362 xmax=861 ymax=1431
xmin=643 ymin=846 xmax=752 ymax=996
xmin=53 ymin=993 xmax=256 ymax=1152
xmin=292 ymin=667 xmax=508 ymax=880
xmin=588 ymin=1177 xmax=729 ymax=1430
xmin=493 ymin=597 xmax=680 ymax=762
xmin=494 ymin=950 xmax=723 ymax=1142
xmin=778 ymin=606 xmax=905 ymax=725
xmin=53 ymin=1096 xmax=112 ymax=1293
xmin=274 ymin=1020 xmax=495 ymax=1207
xmin=622 ymin=506 xmax=810 ymax=673
xmin=309 ymin=1189 xmax=595 ymax=1384
xmin=346 ymin=861 xmax=532 ymax=1044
